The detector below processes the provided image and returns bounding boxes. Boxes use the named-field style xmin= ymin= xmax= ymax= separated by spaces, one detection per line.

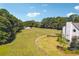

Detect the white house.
xmin=62 ymin=22 xmax=79 ymax=43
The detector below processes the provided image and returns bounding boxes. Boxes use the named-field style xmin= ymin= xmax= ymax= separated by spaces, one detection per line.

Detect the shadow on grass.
xmin=47 ymin=35 xmax=59 ymax=37
xmin=56 ymin=45 xmax=65 ymax=51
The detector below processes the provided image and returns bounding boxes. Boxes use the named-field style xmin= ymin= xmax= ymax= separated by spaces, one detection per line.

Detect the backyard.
xmin=0 ymin=27 xmax=77 ymax=56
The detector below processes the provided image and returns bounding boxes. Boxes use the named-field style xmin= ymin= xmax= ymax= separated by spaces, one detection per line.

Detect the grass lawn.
xmin=0 ymin=27 xmax=71 ymax=56
xmin=36 ymin=35 xmax=64 ymax=56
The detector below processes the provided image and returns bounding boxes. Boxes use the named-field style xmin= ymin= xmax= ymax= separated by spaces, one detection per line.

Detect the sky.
xmin=0 ymin=3 xmax=79 ymax=21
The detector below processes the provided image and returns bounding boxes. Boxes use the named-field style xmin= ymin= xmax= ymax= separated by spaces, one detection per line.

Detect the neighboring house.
xmin=24 ymin=27 xmax=32 ymax=30
xmin=62 ymin=22 xmax=79 ymax=43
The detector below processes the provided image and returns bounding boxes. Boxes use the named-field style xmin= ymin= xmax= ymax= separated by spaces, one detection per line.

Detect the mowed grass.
xmin=37 ymin=35 xmax=64 ymax=56
xmin=0 ymin=27 xmax=61 ymax=56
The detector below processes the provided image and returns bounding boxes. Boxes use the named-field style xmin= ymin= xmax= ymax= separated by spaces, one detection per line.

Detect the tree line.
xmin=23 ymin=14 xmax=79 ymax=30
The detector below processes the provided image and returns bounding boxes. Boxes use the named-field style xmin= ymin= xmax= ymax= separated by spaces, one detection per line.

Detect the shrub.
xmin=57 ymin=34 xmax=69 ymax=51
xmin=69 ymin=36 xmax=79 ymax=50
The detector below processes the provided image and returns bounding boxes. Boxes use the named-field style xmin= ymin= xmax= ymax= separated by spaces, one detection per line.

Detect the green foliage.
xmin=22 ymin=14 xmax=79 ymax=30
xmin=23 ymin=20 xmax=40 ymax=27
xmin=69 ymin=14 xmax=79 ymax=22
xmin=58 ymin=35 xmax=68 ymax=45
xmin=41 ymin=17 xmax=67 ymax=30
xmin=0 ymin=9 xmax=23 ymax=44
xmin=70 ymin=36 xmax=79 ymax=49
xmin=57 ymin=33 xmax=68 ymax=50
xmin=40 ymin=14 xmax=79 ymax=30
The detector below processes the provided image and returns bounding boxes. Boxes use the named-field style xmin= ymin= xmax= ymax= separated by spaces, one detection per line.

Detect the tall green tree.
xmin=0 ymin=9 xmax=23 ymax=44
xmin=41 ymin=17 xmax=67 ymax=29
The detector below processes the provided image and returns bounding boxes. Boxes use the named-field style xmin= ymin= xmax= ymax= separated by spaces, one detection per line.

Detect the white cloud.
xmin=74 ymin=5 xmax=79 ymax=10
xmin=66 ymin=12 xmax=76 ymax=17
xmin=26 ymin=12 xmax=40 ymax=17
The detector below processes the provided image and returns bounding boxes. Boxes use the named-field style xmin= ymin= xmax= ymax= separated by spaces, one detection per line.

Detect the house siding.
xmin=62 ymin=22 xmax=79 ymax=43
xmin=65 ymin=22 xmax=72 ymax=42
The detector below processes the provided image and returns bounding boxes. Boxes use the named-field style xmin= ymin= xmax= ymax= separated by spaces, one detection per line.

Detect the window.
xmin=73 ymin=29 xmax=76 ymax=32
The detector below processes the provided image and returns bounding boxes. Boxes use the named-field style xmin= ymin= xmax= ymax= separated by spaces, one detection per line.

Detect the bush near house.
xmin=57 ymin=34 xmax=69 ymax=51
xmin=58 ymin=36 xmax=79 ymax=54
xmin=69 ymin=36 xmax=79 ymax=50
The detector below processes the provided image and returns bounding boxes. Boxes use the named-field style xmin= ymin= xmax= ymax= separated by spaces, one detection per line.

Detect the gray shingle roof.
xmin=73 ymin=23 xmax=79 ymax=30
